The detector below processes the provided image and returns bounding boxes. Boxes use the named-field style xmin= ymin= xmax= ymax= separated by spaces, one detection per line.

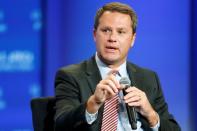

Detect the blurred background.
xmin=0 ymin=0 xmax=196 ymax=130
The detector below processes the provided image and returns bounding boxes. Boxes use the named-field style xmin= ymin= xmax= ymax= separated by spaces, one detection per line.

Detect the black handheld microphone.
xmin=120 ymin=77 xmax=137 ymax=130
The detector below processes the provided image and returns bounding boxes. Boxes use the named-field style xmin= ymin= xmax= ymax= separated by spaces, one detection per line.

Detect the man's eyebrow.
xmin=116 ymin=27 xmax=127 ymax=30
xmin=101 ymin=26 xmax=111 ymax=29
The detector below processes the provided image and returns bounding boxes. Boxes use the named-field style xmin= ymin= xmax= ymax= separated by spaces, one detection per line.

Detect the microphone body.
xmin=120 ymin=77 xmax=137 ymax=130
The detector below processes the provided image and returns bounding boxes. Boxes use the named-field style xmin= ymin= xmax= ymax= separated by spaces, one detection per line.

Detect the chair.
xmin=31 ymin=97 xmax=56 ymax=131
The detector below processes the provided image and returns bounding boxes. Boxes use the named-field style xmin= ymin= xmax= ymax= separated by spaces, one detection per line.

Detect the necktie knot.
xmin=108 ymin=69 xmax=119 ymax=76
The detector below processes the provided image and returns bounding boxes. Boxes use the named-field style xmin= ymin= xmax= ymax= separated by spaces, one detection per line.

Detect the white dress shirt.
xmin=85 ymin=54 xmax=160 ymax=131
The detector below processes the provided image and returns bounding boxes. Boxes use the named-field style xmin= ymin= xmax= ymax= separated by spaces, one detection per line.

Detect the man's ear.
xmin=93 ymin=29 xmax=97 ymax=42
xmin=130 ymin=33 xmax=136 ymax=47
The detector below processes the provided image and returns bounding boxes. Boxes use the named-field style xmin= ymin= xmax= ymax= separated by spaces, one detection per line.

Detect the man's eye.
xmin=102 ymin=29 xmax=111 ymax=33
xmin=118 ymin=30 xmax=126 ymax=34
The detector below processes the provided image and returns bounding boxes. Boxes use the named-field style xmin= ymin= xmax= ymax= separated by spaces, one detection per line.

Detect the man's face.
xmin=94 ymin=11 xmax=136 ymax=67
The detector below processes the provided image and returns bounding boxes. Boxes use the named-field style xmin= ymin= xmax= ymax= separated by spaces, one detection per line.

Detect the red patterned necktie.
xmin=101 ymin=94 xmax=119 ymax=131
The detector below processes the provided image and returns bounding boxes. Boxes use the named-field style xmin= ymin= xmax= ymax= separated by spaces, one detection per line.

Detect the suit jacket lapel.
xmin=126 ymin=62 xmax=147 ymax=92
xmin=85 ymin=56 xmax=102 ymax=94
xmin=127 ymin=62 xmax=137 ymax=87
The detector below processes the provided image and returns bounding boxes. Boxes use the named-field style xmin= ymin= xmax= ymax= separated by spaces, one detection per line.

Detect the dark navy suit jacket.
xmin=54 ymin=57 xmax=180 ymax=131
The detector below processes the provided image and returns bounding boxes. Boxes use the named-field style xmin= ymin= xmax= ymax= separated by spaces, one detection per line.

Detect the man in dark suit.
xmin=54 ymin=2 xmax=181 ymax=131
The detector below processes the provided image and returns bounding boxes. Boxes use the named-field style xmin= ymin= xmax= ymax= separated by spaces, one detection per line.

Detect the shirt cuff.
xmin=150 ymin=113 xmax=160 ymax=131
xmin=85 ymin=110 xmax=98 ymax=124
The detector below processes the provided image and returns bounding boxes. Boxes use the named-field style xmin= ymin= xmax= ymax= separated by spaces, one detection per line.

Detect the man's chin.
xmin=98 ymin=54 xmax=120 ymax=64
xmin=102 ymin=57 xmax=120 ymax=65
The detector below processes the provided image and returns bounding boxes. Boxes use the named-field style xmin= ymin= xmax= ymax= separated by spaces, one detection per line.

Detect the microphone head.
xmin=119 ymin=77 xmax=131 ymax=86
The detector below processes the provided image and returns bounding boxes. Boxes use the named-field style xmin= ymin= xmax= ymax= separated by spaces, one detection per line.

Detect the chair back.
xmin=31 ymin=97 xmax=56 ymax=131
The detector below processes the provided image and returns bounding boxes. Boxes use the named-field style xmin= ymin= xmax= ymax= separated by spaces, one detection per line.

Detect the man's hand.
xmin=86 ymin=70 xmax=121 ymax=114
xmin=124 ymin=87 xmax=159 ymax=127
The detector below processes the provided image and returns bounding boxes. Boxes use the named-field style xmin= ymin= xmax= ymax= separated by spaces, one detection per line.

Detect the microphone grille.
xmin=119 ymin=77 xmax=131 ymax=86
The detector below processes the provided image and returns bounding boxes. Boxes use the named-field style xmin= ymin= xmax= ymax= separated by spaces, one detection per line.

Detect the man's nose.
xmin=108 ymin=32 xmax=117 ymax=42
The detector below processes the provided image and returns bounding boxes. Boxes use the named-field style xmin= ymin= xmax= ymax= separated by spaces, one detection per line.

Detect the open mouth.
xmin=105 ymin=46 xmax=118 ymax=53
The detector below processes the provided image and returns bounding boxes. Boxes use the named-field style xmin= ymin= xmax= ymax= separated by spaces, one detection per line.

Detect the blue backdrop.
xmin=191 ymin=0 xmax=197 ymax=129
xmin=0 ymin=0 xmax=42 ymax=130
xmin=0 ymin=0 xmax=196 ymax=130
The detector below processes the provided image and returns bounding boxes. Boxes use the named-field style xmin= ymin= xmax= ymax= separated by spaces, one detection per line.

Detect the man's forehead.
xmin=99 ymin=11 xmax=131 ymax=23
xmin=98 ymin=13 xmax=132 ymax=29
